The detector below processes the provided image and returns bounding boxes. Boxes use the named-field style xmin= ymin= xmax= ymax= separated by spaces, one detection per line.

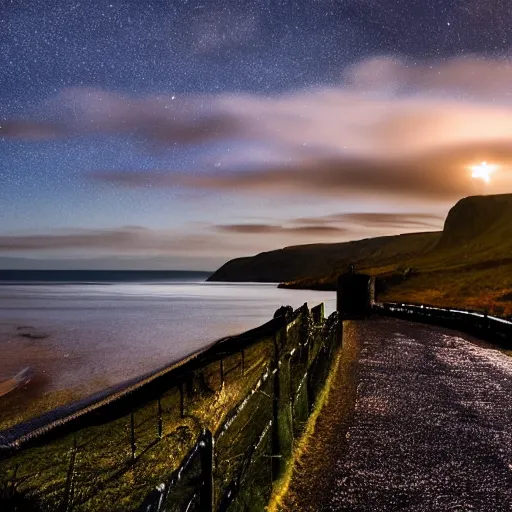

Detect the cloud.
xmin=346 ymin=56 xmax=512 ymax=100
xmin=212 ymin=212 xmax=442 ymax=239
xmin=6 ymin=57 xmax=512 ymax=149
xmin=0 ymin=210 xmax=445 ymax=263
xmin=89 ymin=171 xmax=169 ymax=188
xmin=1 ymin=88 xmax=240 ymax=145
xmin=0 ymin=120 xmax=65 ymax=140
xmin=214 ymin=224 xmax=347 ymax=235
xmin=295 ymin=212 xmax=444 ymax=229
xmin=0 ymin=227 xmax=225 ymax=255
xmin=89 ymin=138 xmax=512 ymax=200
xmin=213 ymin=212 xmax=443 ymax=238
xmin=0 ymin=223 xmax=351 ymax=259
xmin=5 ymin=56 xmax=512 ymax=203
xmin=0 ymin=227 xmax=155 ymax=252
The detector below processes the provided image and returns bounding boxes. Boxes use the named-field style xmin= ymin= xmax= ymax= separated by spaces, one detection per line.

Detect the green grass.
xmin=0 ymin=339 xmax=274 ymax=511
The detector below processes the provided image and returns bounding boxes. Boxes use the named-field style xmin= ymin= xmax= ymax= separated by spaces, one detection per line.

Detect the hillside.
xmin=209 ymin=194 xmax=512 ymax=315
xmin=378 ymin=194 xmax=512 ymax=314
xmin=207 ymin=231 xmax=440 ymax=283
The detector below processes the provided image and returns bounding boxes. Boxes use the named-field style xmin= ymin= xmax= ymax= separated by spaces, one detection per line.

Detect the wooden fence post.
xmin=9 ymin=464 xmax=19 ymax=496
xmin=200 ymin=429 xmax=214 ymax=511
xmin=220 ymin=359 xmax=225 ymax=388
xmin=157 ymin=396 xmax=163 ymax=439
xmin=271 ymin=324 xmax=294 ymax=481
xmin=130 ymin=410 xmax=136 ymax=465
xmin=271 ymin=327 xmax=281 ymax=482
xmin=63 ymin=434 xmax=77 ymax=512
xmin=179 ymin=383 xmax=185 ymax=419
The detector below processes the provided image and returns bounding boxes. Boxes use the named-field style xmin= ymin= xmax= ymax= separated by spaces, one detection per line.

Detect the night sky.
xmin=1 ymin=0 xmax=512 ymax=269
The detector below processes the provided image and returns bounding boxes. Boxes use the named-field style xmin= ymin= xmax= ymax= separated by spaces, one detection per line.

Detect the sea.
xmin=0 ymin=272 xmax=335 ymax=426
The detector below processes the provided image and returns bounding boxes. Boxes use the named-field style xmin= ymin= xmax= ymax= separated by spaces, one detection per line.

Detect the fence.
xmin=0 ymin=302 xmax=342 ymax=511
xmin=374 ymin=302 xmax=512 ymax=350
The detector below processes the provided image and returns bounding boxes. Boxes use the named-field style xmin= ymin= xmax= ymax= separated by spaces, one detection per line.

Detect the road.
xmin=284 ymin=317 xmax=512 ymax=511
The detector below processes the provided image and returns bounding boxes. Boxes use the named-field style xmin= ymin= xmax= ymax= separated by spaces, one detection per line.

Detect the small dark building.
xmin=337 ymin=270 xmax=375 ymax=319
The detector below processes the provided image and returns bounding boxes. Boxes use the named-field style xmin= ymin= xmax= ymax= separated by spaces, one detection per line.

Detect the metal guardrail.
xmin=374 ymin=302 xmax=512 ymax=350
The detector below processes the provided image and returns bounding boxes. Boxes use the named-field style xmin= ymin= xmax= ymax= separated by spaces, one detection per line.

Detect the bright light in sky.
xmin=471 ymin=161 xmax=497 ymax=184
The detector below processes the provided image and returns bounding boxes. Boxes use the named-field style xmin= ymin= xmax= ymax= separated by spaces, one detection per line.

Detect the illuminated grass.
xmin=0 ymin=338 xmax=274 ymax=511
xmin=269 ymin=321 xmax=360 ymax=512
xmin=267 ymin=346 xmax=344 ymax=512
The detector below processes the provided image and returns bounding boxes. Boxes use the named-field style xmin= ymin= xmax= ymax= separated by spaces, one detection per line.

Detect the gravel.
xmin=329 ymin=317 xmax=512 ymax=511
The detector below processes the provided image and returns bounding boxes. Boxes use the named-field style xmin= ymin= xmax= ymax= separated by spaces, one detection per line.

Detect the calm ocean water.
xmin=0 ymin=277 xmax=335 ymax=414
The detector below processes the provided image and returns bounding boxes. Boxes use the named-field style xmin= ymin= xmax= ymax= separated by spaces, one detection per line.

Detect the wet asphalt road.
xmin=325 ymin=317 xmax=512 ymax=511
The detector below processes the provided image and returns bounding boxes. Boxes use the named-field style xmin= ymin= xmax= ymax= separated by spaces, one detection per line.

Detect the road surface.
xmin=284 ymin=317 xmax=512 ymax=511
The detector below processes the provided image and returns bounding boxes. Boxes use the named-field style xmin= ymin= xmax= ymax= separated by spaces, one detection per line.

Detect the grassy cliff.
xmin=209 ymin=194 xmax=512 ymax=316
xmin=378 ymin=194 xmax=512 ymax=315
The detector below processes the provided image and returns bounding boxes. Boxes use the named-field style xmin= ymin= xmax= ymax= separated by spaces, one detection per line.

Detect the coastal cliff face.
xmin=209 ymin=194 xmax=512 ymax=315
xmin=436 ymin=194 xmax=512 ymax=252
